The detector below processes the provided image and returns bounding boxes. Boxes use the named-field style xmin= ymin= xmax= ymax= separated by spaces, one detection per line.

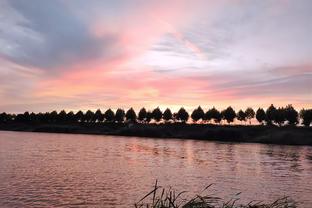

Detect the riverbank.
xmin=0 ymin=122 xmax=311 ymax=145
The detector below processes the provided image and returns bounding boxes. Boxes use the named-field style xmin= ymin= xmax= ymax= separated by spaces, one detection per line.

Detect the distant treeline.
xmin=0 ymin=104 xmax=311 ymax=127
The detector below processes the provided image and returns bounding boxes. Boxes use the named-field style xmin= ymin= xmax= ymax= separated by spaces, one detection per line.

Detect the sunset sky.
xmin=0 ymin=0 xmax=311 ymax=113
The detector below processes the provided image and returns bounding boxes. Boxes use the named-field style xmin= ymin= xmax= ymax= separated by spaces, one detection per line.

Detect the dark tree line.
xmin=0 ymin=104 xmax=311 ymax=127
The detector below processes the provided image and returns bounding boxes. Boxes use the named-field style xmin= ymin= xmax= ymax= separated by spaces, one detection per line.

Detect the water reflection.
xmin=0 ymin=131 xmax=312 ymax=207
xmin=259 ymin=145 xmax=305 ymax=174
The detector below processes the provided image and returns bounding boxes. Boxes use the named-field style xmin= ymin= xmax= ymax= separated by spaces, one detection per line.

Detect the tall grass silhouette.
xmin=135 ymin=181 xmax=296 ymax=208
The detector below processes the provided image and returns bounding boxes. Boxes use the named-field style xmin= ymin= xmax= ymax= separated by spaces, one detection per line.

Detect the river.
xmin=0 ymin=131 xmax=311 ymax=207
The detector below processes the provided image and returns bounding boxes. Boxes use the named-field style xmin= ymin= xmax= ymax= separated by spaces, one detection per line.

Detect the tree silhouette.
xmin=256 ymin=108 xmax=266 ymax=125
xmin=300 ymin=109 xmax=312 ymax=127
xmin=138 ymin=108 xmax=147 ymax=123
xmin=38 ymin=112 xmax=44 ymax=123
xmin=41 ymin=112 xmax=48 ymax=123
xmin=3 ymin=112 xmax=14 ymax=122
xmin=237 ymin=110 xmax=246 ymax=124
xmin=50 ymin=111 xmax=58 ymax=123
xmin=94 ymin=109 xmax=104 ymax=123
xmin=84 ymin=110 xmax=94 ymax=123
xmin=2 ymin=105 xmax=309 ymax=127
xmin=58 ymin=110 xmax=67 ymax=123
xmin=284 ymin=104 xmax=298 ymax=125
xmin=191 ymin=106 xmax=205 ymax=123
xmin=25 ymin=111 xmax=31 ymax=122
xmin=205 ymin=109 xmax=213 ymax=123
xmin=176 ymin=107 xmax=189 ymax=123
xmin=75 ymin=111 xmax=84 ymax=122
xmin=15 ymin=111 xmax=31 ymax=123
xmin=15 ymin=114 xmax=23 ymax=122
xmin=163 ymin=108 xmax=173 ymax=123
xmin=11 ymin=114 xmax=16 ymax=122
xmin=275 ymin=107 xmax=286 ymax=126
xmin=126 ymin=108 xmax=136 ymax=123
xmin=213 ymin=109 xmax=222 ymax=124
xmin=204 ymin=107 xmax=215 ymax=124
xmin=146 ymin=111 xmax=153 ymax=123
xmin=245 ymin=107 xmax=255 ymax=125
xmin=115 ymin=109 xmax=125 ymax=123
xmin=221 ymin=107 xmax=236 ymax=124
xmin=104 ymin=109 xmax=115 ymax=122
xmin=30 ymin=112 xmax=37 ymax=123
xmin=152 ymin=107 xmax=162 ymax=122
xmin=205 ymin=107 xmax=221 ymax=124
xmin=0 ymin=112 xmax=9 ymax=123
xmin=266 ymin=104 xmax=277 ymax=125
xmin=66 ymin=111 xmax=75 ymax=123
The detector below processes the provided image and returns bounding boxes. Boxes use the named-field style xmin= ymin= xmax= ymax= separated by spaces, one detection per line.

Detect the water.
xmin=0 ymin=131 xmax=312 ymax=208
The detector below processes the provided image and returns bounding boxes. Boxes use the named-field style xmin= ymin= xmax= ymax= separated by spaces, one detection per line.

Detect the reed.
xmin=134 ymin=181 xmax=296 ymax=208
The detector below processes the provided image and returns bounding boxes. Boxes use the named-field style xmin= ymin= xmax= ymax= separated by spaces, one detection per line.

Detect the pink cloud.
xmin=1 ymin=0 xmax=311 ymax=113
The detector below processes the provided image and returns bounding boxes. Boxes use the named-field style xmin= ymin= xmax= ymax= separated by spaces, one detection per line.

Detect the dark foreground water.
xmin=0 ymin=131 xmax=312 ymax=208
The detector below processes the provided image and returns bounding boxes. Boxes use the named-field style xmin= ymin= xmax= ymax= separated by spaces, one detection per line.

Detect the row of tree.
xmin=0 ymin=104 xmax=311 ymax=127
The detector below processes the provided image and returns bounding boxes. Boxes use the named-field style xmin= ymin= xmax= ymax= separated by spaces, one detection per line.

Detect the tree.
xmin=275 ymin=107 xmax=286 ymax=126
xmin=75 ymin=111 xmax=84 ymax=122
xmin=125 ymin=108 xmax=136 ymax=122
xmin=245 ymin=107 xmax=255 ymax=125
xmin=0 ymin=112 xmax=9 ymax=123
xmin=205 ymin=107 xmax=221 ymax=124
xmin=15 ymin=114 xmax=24 ymax=122
xmin=41 ymin=112 xmax=49 ymax=123
xmin=221 ymin=106 xmax=236 ymax=124
xmin=84 ymin=110 xmax=94 ymax=123
xmin=30 ymin=112 xmax=37 ymax=123
xmin=163 ymin=108 xmax=173 ymax=123
xmin=2 ymin=112 xmax=14 ymax=122
xmin=37 ymin=112 xmax=44 ymax=123
xmin=146 ymin=111 xmax=153 ymax=123
xmin=66 ymin=111 xmax=75 ymax=123
xmin=266 ymin=104 xmax=277 ymax=125
xmin=94 ymin=109 xmax=104 ymax=122
xmin=300 ymin=109 xmax=312 ymax=127
xmin=256 ymin=108 xmax=266 ymax=125
xmin=213 ymin=109 xmax=222 ymax=124
xmin=50 ymin=111 xmax=58 ymax=123
xmin=10 ymin=114 xmax=16 ymax=121
xmin=115 ymin=109 xmax=125 ymax=123
xmin=152 ymin=107 xmax=162 ymax=122
xmin=191 ymin=106 xmax=205 ymax=123
xmin=104 ymin=109 xmax=115 ymax=122
xmin=15 ymin=112 xmax=31 ymax=123
xmin=138 ymin=108 xmax=147 ymax=123
xmin=237 ymin=110 xmax=246 ymax=124
xmin=176 ymin=107 xmax=189 ymax=123
xmin=24 ymin=112 xmax=31 ymax=122
xmin=205 ymin=109 xmax=213 ymax=123
xmin=58 ymin=110 xmax=67 ymax=123
xmin=284 ymin=104 xmax=298 ymax=125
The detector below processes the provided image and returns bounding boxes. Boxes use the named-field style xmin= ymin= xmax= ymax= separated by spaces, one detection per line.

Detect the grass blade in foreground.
xmin=134 ymin=181 xmax=297 ymax=208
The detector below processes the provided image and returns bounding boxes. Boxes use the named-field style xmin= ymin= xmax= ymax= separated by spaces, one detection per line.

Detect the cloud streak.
xmin=0 ymin=0 xmax=311 ymax=112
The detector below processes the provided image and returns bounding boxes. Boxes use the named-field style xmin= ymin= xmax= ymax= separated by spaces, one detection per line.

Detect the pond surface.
xmin=0 ymin=131 xmax=312 ymax=207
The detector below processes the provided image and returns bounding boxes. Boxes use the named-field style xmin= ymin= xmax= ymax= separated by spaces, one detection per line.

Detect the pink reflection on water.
xmin=0 ymin=131 xmax=312 ymax=207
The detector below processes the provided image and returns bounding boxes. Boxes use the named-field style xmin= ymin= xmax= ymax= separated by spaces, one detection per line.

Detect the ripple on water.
xmin=0 ymin=131 xmax=312 ymax=207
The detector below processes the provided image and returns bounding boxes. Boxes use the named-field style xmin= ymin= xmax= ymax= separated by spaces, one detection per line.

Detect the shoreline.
xmin=0 ymin=123 xmax=311 ymax=146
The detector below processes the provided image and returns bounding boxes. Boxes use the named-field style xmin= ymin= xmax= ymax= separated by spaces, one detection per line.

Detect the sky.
xmin=0 ymin=0 xmax=311 ymax=113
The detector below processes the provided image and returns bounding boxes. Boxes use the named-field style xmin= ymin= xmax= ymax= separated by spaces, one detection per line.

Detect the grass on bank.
xmin=134 ymin=181 xmax=296 ymax=208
